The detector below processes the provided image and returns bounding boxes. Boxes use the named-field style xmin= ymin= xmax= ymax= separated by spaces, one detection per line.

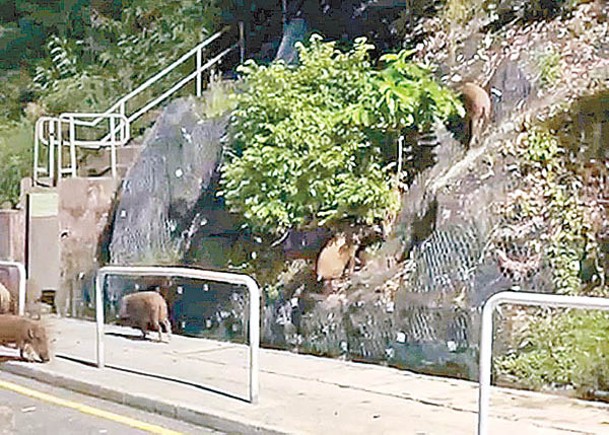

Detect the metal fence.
xmin=95 ymin=265 xmax=261 ymax=404
xmin=478 ymin=290 xmax=609 ymax=434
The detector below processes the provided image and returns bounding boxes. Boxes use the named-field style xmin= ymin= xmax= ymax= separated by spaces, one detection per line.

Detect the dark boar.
xmin=0 ymin=315 xmax=50 ymax=362
xmin=118 ymin=291 xmax=172 ymax=342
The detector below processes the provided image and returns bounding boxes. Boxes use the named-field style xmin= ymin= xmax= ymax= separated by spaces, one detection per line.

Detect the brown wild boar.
xmin=316 ymin=226 xmax=384 ymax=281
xmin=118 ymin=291 xmax=172 ymax=342
xmin=0 ymin=315 xmax=50 ymax=362
xmin=0 ymin=283 xmax=11 ymax=314
xmin=461 ymin=82 xmax=491 ymax=148
xmin=316 ymin=233 xmax=359 ymax=281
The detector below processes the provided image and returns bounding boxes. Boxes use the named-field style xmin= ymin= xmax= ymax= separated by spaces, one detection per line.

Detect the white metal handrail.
xmin=478 ymin=291 xmax=609 ymax=435
xmin=33 ymin=117 xmax=59 ymax=184
xmin=35 ymin=113 xmax=129 ymax=184
xmin=34 ymin=27 xmax=238 ymax=185
xmin=94 ymin=265 xmax=260 ymax=404
xmin=0 ymin=261 xmax=26 ymax=316
xmin=73 ymin=27 xmax=230 ymax=130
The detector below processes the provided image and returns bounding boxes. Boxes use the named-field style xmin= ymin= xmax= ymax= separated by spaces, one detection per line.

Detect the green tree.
xmin=220 ymin=35 xmax=463 ymax=234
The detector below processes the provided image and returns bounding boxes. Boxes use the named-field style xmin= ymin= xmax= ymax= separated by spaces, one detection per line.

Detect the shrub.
xmin=537 ymin=47 xmax=562 ymax=88
xmin=219 ymin=35 xmax=463 ymax=234
xmin=496 ymin=310 xmax=609 ymax=392
xmin=0 ymin=120 xmax=33 ymax=207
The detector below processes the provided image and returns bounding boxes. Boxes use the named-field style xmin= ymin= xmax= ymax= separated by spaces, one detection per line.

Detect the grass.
xmin=537 ymin=47 xmax=562 ymax=88
xmin=0 ymin=120 xmax=34 ymax=207
xmin=496 ymin=310 xmax=609 ymax=392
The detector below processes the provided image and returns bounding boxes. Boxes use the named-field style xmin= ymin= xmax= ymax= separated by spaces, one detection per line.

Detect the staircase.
xmin=33 ymin=27 xmax=242 ymax=187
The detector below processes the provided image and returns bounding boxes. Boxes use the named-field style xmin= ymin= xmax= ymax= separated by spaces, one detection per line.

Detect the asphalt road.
xmin=0 ymin=372 xmax=221 ymax=435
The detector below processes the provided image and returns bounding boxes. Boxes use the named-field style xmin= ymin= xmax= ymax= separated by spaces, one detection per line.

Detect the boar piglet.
xmin=0 ymin=315 xmax=50 ymax=362
xmin=117 ymin=291 xmax=172 ymax=342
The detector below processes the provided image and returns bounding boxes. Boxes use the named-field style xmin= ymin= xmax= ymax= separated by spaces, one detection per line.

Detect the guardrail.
xmin=0 ymin=261 xmax=26 ymax=316
xmin=478 ymin=291 xmax=609 ymax=435
xmin=34 ymin=27 xmax=240 ymax=186
xmin=94 ymin=265 xmax=260 ymax=404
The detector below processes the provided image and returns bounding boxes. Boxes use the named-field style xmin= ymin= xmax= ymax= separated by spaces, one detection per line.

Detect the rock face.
xmin=275 ymin=18 xmax=308 ymax=64
xmin=488 ymin=59 xmax=533 ymax=124
xmin=108 ymin=97 xmax=229 ymax=266
xmin=99 ymin=96 xmax=232 ymax=318
xmin=93 ymin=3 xmax=608 ymax=381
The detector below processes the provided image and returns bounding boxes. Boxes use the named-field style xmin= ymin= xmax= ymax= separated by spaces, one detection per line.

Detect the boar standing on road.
xmin=0 ymin=315 xmax=50 ymax=362
xmin=118 ymin=291 xmax=172 ymax=342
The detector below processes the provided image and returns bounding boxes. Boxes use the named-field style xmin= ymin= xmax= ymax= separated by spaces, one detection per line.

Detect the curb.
xmin=0 ymin=362 xmax=285 ymax=435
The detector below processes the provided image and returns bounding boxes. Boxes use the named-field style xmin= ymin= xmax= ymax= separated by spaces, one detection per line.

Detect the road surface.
xmin=0 ymin=372 xmax=221 ymax=434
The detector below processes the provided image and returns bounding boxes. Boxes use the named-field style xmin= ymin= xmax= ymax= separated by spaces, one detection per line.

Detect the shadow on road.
xmin=0 ymin=355 xmax=23 ymax=363
xmin=104 ymin=332 xmax=148 ymax=341
xmin=56 ymin=353 xmax=249 ymax=403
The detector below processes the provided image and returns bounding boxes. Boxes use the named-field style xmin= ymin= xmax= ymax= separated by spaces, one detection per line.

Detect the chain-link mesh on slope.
xmin=397 ymin=214 xmax=554 ymax=353
xmin=397 ymin=223 xmax=483 ymax=348
xmin=108 ymin=97 xmax=228 ymax=266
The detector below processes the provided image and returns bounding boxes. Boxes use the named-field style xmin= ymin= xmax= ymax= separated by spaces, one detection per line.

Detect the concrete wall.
xmin=58 ymin=177 xmax=119 ymax=317
xmin=26 ymin=191 xmax=60 ymax=307
xmin=0 ymin=209 xmax=25 ymax=263
xmin=0 ymin=209 xmax=27 ymax=312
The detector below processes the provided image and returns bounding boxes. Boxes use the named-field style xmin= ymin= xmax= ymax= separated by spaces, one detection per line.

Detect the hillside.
xmin=1 ymin=0 xmax=609 ymax=399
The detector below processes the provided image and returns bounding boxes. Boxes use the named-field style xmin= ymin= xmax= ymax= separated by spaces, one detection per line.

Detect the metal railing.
xmin=94 ymin=265 xmax=260 ymax=404
xmin=0 ymin=261 xmax=26 ymax=316
xmin=34 ymin=27 xmax=240 ymax=186
xmin=478 ymin=291 xmax=609 ymax=435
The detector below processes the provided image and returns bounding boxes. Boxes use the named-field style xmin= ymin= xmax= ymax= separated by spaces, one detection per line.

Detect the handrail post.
xmin=57 ymin=119 xmax=63 ymax=184
xmin=33 ymin=121 xmax=40 ymax=185
xmin=119 ymin=101 xmax=127 ymax=143
xmin=69 ymin=116 xmax=77 ymax=177
xmin=196 ymin=46 xmax=203 ymax=97
xmin=110 ymin=115 xmax=117 ymax=178
xmin=49 ymin=120 xmax=56 ymax=185
xmin=245 ymin=276 xmax=260 ymax=404
xmin=95 ymin=271 xmax=105 ymax=368
xmin=478 ymin=296 xmax=495 ymax=435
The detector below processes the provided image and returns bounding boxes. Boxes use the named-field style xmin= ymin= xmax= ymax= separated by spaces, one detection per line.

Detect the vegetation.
xmin=496 ymin=310 xmax=609 ymax=392
xmin=0 ymin=120 xmax=32 ymax=206
xmin=496 ymin=127 xmax=606 ymax=392
xmin=501 ymin=128 xmax=590 ymax=295
xmin=537 ymin=47 xmax=562 ymax=88
xmin=0 ymin=0 xmax=226 ymax=205
xmin=219 ymin=35 xmax=463 ymax=234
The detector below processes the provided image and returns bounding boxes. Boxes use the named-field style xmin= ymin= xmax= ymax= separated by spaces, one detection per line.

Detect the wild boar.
xmin=461 ymin=82 xmax=491 ymax=148
xmin=315 ymin=225 xmax=384 ymax=281
xmin=0 ymin=283 xmax=11 ymax=314
xmin=316 ymin=233 xmax=359 ymax=281
xmin=118 ymin=291 xmax=172 ymax=342
xmin=0 ymin=315 xmax=50 ymax=362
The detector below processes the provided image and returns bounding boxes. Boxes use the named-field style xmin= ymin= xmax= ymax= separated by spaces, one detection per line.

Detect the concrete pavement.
xmin=0 ymin=371 xmax=219 ymax=434
xmin=1 ymin=317 xmax=608 ymax=434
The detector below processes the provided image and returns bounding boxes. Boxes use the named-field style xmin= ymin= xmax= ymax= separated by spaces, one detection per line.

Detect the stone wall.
xmin=58 ymin=177 xmax=119 ymax=316
xmin=0 ymin=209 xmax=25 ymax=263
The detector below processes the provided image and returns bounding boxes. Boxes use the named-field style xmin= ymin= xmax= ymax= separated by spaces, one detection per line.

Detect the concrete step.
xmin=77 ymin=144 xmax=143 ymax=178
